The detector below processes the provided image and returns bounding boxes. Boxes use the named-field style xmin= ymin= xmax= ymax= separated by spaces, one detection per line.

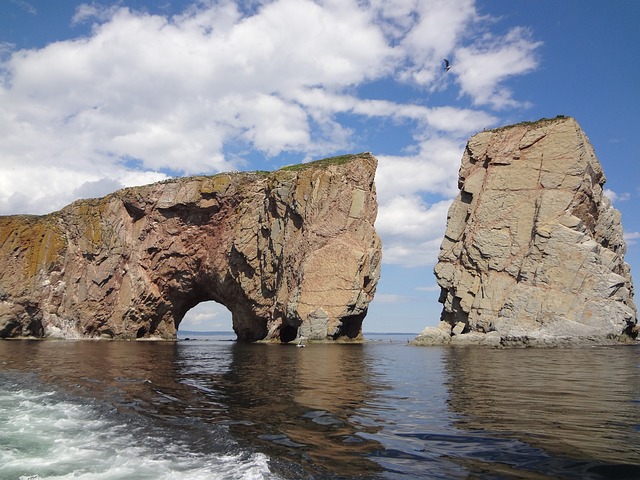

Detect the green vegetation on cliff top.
xmin=278 ymin=152 xmax=366 ymax=172
xmin=488 ymin=115 xmax=571 ymax=133
xmin=161 ymin=152 xmax=367 ymax=182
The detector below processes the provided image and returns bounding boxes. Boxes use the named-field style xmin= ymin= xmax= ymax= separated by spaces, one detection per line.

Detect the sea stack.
xmin=416 ymin=117 xmax=637 ymax=346
xmin=0 ymin=153 xmax=381 ymax=342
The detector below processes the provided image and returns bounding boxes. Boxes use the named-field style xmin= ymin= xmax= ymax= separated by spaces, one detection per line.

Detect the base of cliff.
xmin=412 ymin=322 xmax=639 ymax=348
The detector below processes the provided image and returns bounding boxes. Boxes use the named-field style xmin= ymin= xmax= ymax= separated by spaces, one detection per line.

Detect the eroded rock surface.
xmin=416 ymin=117 xmax=637 ymax=346
xmin=0 ymin=153 xmax=381 ymax=342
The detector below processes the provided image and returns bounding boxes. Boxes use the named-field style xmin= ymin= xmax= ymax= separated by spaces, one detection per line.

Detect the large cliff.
xmin=0 ymin=153 xmax=381 ymax=342
xmin=416 ymin=117 xmax=637 ymax=346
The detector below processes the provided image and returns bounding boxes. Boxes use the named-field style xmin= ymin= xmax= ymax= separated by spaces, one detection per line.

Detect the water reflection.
xmin=1 ymin=340 xmax=179 ymax=391
xmin=0 ymin=340 xmax=386 ymax=477
xmin=4 ymin=339 xmax=640 ymax=479
xmin=0 ymin=341 xmax=228 ymax=423
xmin=443 ymin=346 xmax=640 ymax=476
xmin=217 ymin=343 xmax=385 ymax=477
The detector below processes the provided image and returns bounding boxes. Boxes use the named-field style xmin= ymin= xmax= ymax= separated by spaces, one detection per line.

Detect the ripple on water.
xmin=0 ymin=371 xmax=278 ymax=480
xmin=2 ymin=338 xmax=640 ymax=479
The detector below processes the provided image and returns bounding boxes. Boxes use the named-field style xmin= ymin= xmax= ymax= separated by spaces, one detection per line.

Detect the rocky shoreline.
xmin=412 ymin=323 xmax=638 ymax=348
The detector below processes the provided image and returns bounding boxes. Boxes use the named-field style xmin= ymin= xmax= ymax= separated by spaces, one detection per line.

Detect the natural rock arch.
xmin=0 ymin=154 xmax=382 ymax=342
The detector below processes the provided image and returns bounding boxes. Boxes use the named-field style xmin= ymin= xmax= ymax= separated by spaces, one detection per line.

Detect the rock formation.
xmin=0 ymin=153 xmax=381 ymax=342
xmin=415 ymin=117 xmax=637 ymax=346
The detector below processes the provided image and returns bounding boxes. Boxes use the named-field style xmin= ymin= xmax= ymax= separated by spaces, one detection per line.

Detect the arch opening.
xmin=279 ymin=324 xmax=299 ymax=343
xmin=178 ymin=301 xmax=233 ymax=336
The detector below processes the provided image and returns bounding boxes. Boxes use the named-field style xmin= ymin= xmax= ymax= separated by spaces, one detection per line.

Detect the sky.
xmin=1 ymin=0 xmax=638 ymax=334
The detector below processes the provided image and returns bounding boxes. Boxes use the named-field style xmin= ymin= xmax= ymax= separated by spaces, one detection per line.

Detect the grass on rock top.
xmin=488 ymin=115 xmax=570 ymax=133
xmin=278 ymin=153 xmax=365 ymax=172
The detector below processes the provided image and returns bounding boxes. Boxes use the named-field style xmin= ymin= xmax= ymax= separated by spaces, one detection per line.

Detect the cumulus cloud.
xmin=389 ymin=0 xmax=477 ymax=87
xmin=376 ymin=136 xmax=468 ymax=202
xmin=454 ymin=26 xmax=541 ymax=108
xmin=71 ymin=3 xmax=119 ymax=24
xmin=376 ymin=196 xmax=452 ymax=267
xmin=73 ymin=178 xmax=125 ymax=200
xmin=0 ymin=0 xmax=541 ymax=263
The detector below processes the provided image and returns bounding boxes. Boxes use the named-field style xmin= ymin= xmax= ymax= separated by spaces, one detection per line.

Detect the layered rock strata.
xmin=0 ymin=153 xmax=381 ymax=342
xmin=416 ymin=117 xmax=637 ymax=346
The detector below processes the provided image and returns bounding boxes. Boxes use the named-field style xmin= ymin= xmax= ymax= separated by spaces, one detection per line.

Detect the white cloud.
xmin=454 ymin=27 xmax=541 ymax=108
xmin=180 ymin=301 xmax=232 ymax=331
xmin=11 ymin=0 xmax=37 ymax=15
xmin=71 ymin=3 xmax=119 ymax=25
xmin=624 ymin=231 xmax=640 ymax=246
xmin=371 ymin=293 xmax=413 ymax=304
xmin=424 ymin=106 xmax=497 ymax=135
xmin=0 ymin=0 xmax=396 ymax=214
xmin=416 ymin=285 xmax=441 ymax=292
xmin=0 ymin=0 xmax=541 ymax=256
xmin=376 ymin=136 xmax=465 ymax=202
xmin=377 ymin=196 xmax=450 ymax=239
xmin=392 ymin=0 xmax=477 ymax=87
xmin=73 ymin=177 xmax=125 ymax=200
xmin=604 ymin=188 xmax=631 ymax=203
xmin=0 ymin=164 xmax=168 ymax=215
xmin=376 ymin=196 xmax=451 ymax=267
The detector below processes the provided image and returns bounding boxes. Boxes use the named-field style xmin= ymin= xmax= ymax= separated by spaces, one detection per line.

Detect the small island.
xmin=415 ymin=116 xmax=637 ymax=346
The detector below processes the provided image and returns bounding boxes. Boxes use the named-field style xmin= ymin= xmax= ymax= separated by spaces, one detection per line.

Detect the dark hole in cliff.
xmin=123 ymin=201 xmax=146 ymax=221
xmin=461 ymin=191 xmax=473 ymax=204
xmin=136 ymin=326 xmax=147 ymax=338
xmin=279 ymin=324 xmax=298 ymax=343
xmin=332 ymin=314 xmax=364 ymax=340
xmin=289 ymin=209 xmax=303 ymax=229
xmin=437 ymin=287 xmax=448 ymax=304
xmin=439 ymin=295 xmax=469 ymax=328
xmin=157 ymin=204 xmax=220 ymax=225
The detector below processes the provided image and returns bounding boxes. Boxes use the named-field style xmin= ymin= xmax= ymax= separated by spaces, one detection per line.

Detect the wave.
xmin=0 ymin=372 xmax=277 ymax=480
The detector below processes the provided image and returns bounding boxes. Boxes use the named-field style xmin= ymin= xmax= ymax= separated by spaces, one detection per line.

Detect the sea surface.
xmin=1 ymin=333 xmax=640 ymax=479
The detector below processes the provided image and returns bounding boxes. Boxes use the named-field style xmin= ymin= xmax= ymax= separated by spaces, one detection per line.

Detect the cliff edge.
xmin=415 ymin=117 xmax=637 ymax=346
xmin=0 ymin=153 xmax=381 ymax=342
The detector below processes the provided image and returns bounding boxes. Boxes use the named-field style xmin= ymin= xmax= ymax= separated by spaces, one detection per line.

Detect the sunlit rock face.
xmin=416 ymin=117 xmax=637 ymax=346
xmin=0 ymin=153 xmax=381 ymax=342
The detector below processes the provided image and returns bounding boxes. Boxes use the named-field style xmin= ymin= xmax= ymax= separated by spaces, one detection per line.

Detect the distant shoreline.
xmin=177 ymin=330 xmax=418 ymax=339
xmin=179 ymin=331 xmax=418 ymax=336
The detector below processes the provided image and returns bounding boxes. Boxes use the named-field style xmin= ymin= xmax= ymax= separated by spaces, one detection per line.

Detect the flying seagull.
xmin=444 ymin=59 xmax=451 ymax=72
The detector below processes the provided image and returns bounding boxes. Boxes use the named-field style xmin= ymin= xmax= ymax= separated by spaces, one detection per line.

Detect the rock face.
xmin=416 ymin=117 xmax=637 ymax=346
xmin=0 ymin=153 xmax=381 ymax=342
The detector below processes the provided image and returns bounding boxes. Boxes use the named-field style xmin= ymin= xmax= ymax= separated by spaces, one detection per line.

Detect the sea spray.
xmin=0 ymin=372 xmax=278 ymax=480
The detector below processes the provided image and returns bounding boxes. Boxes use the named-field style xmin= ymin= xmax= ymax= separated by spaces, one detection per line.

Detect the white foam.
xmin=1 ymin=383 xmax=278 ymax=480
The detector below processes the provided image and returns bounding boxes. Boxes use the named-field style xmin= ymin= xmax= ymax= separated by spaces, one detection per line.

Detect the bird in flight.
xmin=444 ymin=59 xmax=451 ymax=72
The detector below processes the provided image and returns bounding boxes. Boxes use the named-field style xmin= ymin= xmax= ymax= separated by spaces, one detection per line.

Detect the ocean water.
xmin=1 ymin=334 xmax=640 ymax=479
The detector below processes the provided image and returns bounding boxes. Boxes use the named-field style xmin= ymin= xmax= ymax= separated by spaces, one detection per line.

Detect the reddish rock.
xmin=0 ymin=153 xmax=381 ymax=342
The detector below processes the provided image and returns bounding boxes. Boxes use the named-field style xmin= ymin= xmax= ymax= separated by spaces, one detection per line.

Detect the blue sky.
xmin=1 ymin=0 xmax=638 ymax=333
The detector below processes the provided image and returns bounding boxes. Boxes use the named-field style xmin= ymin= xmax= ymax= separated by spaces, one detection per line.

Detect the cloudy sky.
xmin=1 ymin=0 xmax=638 ymax=333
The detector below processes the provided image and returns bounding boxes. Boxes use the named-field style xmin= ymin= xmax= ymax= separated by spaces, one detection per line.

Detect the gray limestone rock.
xmin=422 ymin=117 xmax=637 ymax=347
